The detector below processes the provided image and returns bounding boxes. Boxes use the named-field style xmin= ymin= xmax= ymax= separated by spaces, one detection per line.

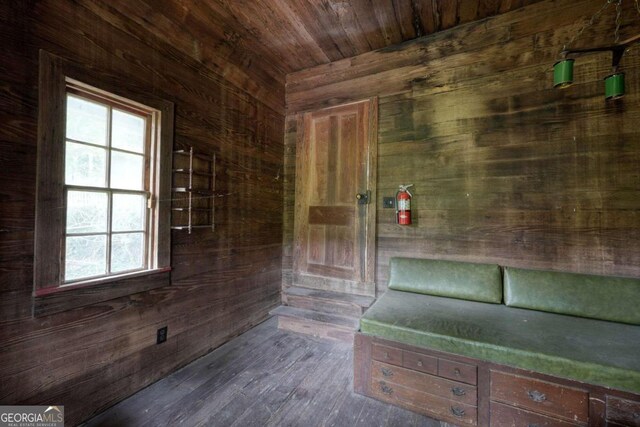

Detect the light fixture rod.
xmin=561 ymin=33 xmax=640 ymax=68
xmin=618 ymin=32 xmax=640 ymax=45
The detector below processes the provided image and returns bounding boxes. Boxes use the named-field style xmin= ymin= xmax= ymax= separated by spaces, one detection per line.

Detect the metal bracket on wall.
xmin=171 ymin=146 xmax=216 ymax=234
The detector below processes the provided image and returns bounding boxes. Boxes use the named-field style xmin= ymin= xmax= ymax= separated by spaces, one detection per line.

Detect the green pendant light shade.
xmin=554 ymin=59 xmax=575 ymax=88
xmin=553 ymin=0 xmax=640 ymax=99
xmin=604 ymin=72 xmax=625 ymax=100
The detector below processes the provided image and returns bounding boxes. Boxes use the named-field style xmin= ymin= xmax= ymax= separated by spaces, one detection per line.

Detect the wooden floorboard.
xmin=227 ymin=337 xmax=334 ymax=427
xmin=82 ymin=317 xmax=443 ymax=427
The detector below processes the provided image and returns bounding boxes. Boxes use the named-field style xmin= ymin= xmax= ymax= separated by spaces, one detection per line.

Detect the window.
xmin=34 ymin=51 xmax=173 ymax=316
xmin=64 ymin=83 xmax=156 ymax=283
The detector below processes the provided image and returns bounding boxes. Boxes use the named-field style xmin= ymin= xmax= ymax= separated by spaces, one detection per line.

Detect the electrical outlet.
xmin=157 ymin=326 xmax=168 ymax=344
xmin=383 ymin=197 xmax=395 ymax=208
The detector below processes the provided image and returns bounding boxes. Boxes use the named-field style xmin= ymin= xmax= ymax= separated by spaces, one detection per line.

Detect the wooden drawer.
xmin=490 ymin=371 xmax=588 ymax=423
xmin=371 ymin=378 xmax=477 ymax=425
xmin=372 ymin=343 xmax=402 ymax=366
xmin=439 ymin=357 xmax=478 ymax=385
xmin=402 ymin=349 xmax=437 ymax=375
xmin=606 ymin=396 xmax=640 ymax=427
xmin=491 ymin=402 xmax=584 ymax=427
xmin=371 ymin=360 xmax=477 ymax=405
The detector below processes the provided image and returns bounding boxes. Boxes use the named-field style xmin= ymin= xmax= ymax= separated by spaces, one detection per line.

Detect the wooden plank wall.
xmin=285 ymin=0 xmax=640 ymax=294
xmin=210 ymin=0 xmax=544 ymax=72
xmin=281 ymin=116 xmax=300 ymax=294
xmin=0 ymin=1 xmax=284 ymax=425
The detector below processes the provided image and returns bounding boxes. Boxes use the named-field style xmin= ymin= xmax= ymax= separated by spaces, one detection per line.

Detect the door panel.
xmin=293 ymin=99 xmax=377 ymax=296
xmin=307 ymin=225 xmax=326 ymax=265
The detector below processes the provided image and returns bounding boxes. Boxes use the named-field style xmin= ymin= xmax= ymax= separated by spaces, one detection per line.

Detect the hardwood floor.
xmin=82 ymin=317 xmax=443 ymax=427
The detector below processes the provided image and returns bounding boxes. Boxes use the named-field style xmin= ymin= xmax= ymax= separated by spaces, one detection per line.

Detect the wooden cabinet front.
xmin=365 ymin=341 xmax=479 ymax=425
xmin=439 ymin=358 xmax=478 ymax=385
xmin=491 ymin=402 xmax=584 ymax=427
xmin=354 ymin=334 xmax=640 ymax=427
xmin=371 ymin=360 xmax=477 ymax=405
xmin=402 ymin=349 xmax=438 ymax=375
xmin=372 ymin=343 xmax=402 ymax=366
xmin=606 ymin=396 xmax=640 ymax=427
xmin=370 ymin=378 xmax=478 ymax=425
xmin=490 ymin=371 xmax=589 ymax=423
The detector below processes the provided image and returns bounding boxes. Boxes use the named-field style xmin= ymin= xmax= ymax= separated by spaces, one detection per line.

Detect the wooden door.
xmin=293 ymin=99 xmax=377 ymax=297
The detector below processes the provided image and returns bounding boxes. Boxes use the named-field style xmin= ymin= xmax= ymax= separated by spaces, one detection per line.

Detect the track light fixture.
xmin=553 ymin=0 xmax=640 ymax=100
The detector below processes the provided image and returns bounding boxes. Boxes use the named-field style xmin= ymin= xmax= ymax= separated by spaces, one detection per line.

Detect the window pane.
xmin=113 ymin=193 xmax=146 ymax=231
xmin=111 ymin=151 xmax=144 ymax=190
xmin=66 ymin=191 xmax=108 ymax=234
xmin=65 ymin=235 xmax=107 ymax=281
xmin=65 ymin=141 xmax=107 ymax=187
xmin=66 ymin=95 xmax=108 ymax=145
xmin=111 ymin=233 xmax=145 ymax=273
xmin=112 ymin=109 xmax=145 ymax=153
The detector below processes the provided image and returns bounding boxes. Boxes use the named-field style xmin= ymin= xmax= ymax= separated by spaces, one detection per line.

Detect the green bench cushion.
xmin=360 ymin=290 xmax=640 ymax=394
xmin=504 ymin=267 xmax=640 ymax=325
xmin=388 ymin=258 xmax=502 ymax=304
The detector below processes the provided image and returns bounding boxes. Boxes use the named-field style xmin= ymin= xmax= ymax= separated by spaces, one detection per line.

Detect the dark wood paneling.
xmin=212 ymin=0 xmax=544 ymax=73
xmin=75 ymin=0 xmax=285 ymax=113
xmin=34 ymin=270 xmax=171 ymax=317
xmin=0 ymin=1 xmax=284 ymax=425
xmin=281 ymin=116 xmax=300 ymax=291
xmin=59 ymin=0 xmax=540 ymax=104
xmin=285 ymin=0 xmax=640 ymax=293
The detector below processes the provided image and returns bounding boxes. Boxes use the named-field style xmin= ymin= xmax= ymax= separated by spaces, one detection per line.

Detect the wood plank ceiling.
xmin=148 ymin=0 xmax=545 ymax=83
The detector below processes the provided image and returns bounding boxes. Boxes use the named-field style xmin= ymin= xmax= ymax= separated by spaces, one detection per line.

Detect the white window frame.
xmin=63 ymin=82 xmax=157 ymax=283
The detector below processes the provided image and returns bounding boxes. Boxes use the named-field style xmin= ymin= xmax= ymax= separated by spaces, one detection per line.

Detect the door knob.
xmin=356 ymin=191 xmax=370 ymax=205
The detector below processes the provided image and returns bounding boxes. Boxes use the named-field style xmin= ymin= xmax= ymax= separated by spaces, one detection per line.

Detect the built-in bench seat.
xmin=355 ymin=257 xmax=640 ymax=426
xmin=360 ymin=289 xmax=640 ymax=394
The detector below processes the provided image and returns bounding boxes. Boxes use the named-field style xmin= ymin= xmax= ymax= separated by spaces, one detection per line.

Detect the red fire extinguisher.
xmin=396 ymin=184 xmax=413 ymax=225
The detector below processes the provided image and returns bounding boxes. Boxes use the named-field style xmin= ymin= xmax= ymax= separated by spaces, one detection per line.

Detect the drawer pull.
xmin=453 ymin=368 xmax=461 ymax=377
xmin=381 ymin=367 xmax=393 ymax=377
xmin=384 ymin=351 xmax=390 ymax=359
xmin=527 ymin=390 xmax=547 ymax=403
xmin=379 ymin=382 xmax=393 ymax=395
xmin=528 ymin=424 xmax=540 ymax=427
xmin=450 ymin=406 xmax=465 ymax=418
xmin=417 ymin=360 xmax=423 ymax=367
xmin=451 ymin=387 xmax=466 ymax=396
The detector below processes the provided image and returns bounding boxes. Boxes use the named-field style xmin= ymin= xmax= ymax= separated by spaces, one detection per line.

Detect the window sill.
xmin=33 ymin=267 xmax=171 ymax=317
